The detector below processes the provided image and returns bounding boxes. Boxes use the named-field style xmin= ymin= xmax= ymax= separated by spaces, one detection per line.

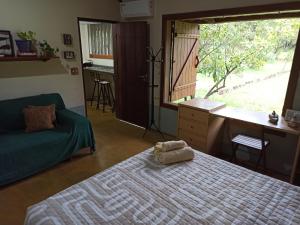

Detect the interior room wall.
xmin=79 ymin=22 xmax=114 ymax=67
xmin=145 ymin=0 xmax=300 ymax=175
xmin=0 ymin=0 xmax=120 ymax=115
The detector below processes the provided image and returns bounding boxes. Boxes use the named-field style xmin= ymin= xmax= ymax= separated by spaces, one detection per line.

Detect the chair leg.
xmin=91 ymin=82 xmax=97 ymax=107
xmin=231 ymin=143 xmax=238 ymax=163
xmin=255 ymin=150 xmax=264 ymax=171
xmin=263 ymin=149 xmax=267 ymax=171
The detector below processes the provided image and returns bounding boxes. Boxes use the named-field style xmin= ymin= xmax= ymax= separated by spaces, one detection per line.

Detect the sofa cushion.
xmin=0 ymin=93 xmax=65 ymax=131
xmin=28 ymin=104 xmax=56 ymax=122
xmin=23 ymin=107 xmax=55 ymax=132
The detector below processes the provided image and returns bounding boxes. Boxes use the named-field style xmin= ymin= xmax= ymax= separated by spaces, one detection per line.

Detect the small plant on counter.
xmin=39 ymin=40 xmax=59 ymax=57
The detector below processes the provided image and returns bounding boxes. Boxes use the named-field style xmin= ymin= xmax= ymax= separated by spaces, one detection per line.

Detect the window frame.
xmin=160 ymin=2 xmax=300 ymax=115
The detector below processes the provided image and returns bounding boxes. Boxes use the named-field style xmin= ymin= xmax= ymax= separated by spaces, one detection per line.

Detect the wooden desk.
xmin=212 ymin=107 xmax=300 ymax=184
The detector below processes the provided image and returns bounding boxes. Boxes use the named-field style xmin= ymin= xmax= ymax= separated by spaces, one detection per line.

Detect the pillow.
xmin=23 ymin=107 xmax=55 ymax=132
xmin=28 ymin=104 xmax=56 ymax=122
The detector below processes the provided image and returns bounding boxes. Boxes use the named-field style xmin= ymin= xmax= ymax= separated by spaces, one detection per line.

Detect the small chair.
xmin=231 ymin=128 xmax=270 ymax=171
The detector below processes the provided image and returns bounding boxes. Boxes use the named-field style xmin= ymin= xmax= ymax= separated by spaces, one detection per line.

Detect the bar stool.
xmin=96 ymin=80 xmax=115 ymax=112
xmin=90 ymin=72 xmax=101 ymax=107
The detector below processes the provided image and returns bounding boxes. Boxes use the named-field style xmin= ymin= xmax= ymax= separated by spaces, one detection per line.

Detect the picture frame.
xmin=63 ymin=51 xmax=75 ymax=59
xmin=63 ymin=34 xmax=72 ymax=45
xmin=285 ymin=109 xmax=300 ymax=123
xmin=0 ymin=30 xmax=15 ymax=57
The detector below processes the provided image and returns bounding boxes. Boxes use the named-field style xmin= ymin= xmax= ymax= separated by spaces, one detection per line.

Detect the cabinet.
xmin=178 ymin=98 xmax=225 ymax=155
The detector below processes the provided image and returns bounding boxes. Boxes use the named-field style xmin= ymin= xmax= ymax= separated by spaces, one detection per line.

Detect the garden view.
xmin=196 ymin=18 xmax=300 ymax=113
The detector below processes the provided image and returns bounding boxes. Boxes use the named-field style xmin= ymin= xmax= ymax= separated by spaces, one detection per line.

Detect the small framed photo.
xmin=285 ymin=109 xmax=300 ymax=123
xmin=63 ymin=34 xmax=72 ymax=45
xmin=63 ymin=51 xmax=75 ymax=59
xmin=0 ymin=30 xmax=15 ymax=57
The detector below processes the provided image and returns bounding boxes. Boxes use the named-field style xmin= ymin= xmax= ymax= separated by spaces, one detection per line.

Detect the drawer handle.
xmin=191 ymin=113 xmax=194 ymax=117
xmin=190 ymin=125 xmax=194 ymax=129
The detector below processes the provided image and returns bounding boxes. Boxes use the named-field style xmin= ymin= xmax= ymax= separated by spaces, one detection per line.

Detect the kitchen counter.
xmin=84 ymin=65 xmax=114 ymax=74
xmin=83 ymin=65 xmax=115 ymax=101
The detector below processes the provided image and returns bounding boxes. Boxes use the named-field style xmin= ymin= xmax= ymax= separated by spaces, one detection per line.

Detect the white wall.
xmin=0 ymin=0 xmax=120 ymax=111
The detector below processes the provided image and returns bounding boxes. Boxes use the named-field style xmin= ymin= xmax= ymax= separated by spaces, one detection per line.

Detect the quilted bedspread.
xmin=25 ymin=149 xmax=300 ymax=225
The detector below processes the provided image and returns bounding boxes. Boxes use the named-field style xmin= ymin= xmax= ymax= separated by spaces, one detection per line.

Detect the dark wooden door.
xmin=113 ymin=22 xmax=149 ymax=128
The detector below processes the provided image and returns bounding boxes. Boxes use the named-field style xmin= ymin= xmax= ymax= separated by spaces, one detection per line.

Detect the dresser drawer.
xmin=178 ymin=118 xmax=208 ymax=137
xmin=178 ymin=128 xmax=207 ymax=152
xmin=179 ymin=106 xmax=209 ymax=123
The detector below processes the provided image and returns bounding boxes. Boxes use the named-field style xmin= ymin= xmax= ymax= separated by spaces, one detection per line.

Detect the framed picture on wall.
xmin=63 ymin=34 xmax=72 ymax=45
xmin=63 ymin=51 xmax=75 ymax=59
xmin=0 ymin=30 xmax=15 ymax=57
xmin=285 ymin=109 xmax=300 ymax=123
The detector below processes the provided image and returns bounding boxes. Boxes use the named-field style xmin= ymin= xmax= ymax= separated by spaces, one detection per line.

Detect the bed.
xmin=25 ymin=149 xmax=300 ymax=225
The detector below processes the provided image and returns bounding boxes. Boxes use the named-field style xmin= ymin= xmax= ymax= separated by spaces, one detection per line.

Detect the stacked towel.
xmin=154 ymin=140 xmax=194 ymax=165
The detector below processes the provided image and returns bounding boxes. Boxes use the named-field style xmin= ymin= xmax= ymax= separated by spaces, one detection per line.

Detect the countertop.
xmin=84 ymin=65 xmax=114 ymax=74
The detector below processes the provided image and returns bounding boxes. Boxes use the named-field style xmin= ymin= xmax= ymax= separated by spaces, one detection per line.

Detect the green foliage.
xmin=199 ymin=19 xmax=300 ymax=98
xmin=39 ymin=40 xmax=59 ymax=57
xmin=17 ymin=31 xmax=36 ymax=41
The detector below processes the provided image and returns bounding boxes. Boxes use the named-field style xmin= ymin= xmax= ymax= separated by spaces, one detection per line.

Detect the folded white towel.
xmin=155 ymin=140 xmax=187 ymax=152
xmin=155 ymin=147 xmax=194 ymax=165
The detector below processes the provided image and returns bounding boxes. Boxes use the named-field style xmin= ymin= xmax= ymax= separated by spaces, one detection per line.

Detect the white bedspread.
xmin=25 ymin=149 xmax=300 ymax=225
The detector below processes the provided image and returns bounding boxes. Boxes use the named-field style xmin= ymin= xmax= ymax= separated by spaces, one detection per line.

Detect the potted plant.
xmin=39 ymin=40 xmax=59 ymax=57
xmin=15 ymin=31 xmax=36 ymax=53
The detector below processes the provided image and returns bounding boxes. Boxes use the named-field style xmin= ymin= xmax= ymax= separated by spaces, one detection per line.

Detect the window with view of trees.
xmin=195 ymin=19 xmax=300 ymax=113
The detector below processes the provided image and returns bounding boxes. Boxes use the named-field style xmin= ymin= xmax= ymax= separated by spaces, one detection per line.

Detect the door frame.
xmin=160 ymin=2 xmax=300 ymax=114
xmin=77 ymin=17 xmax=118 ymax=117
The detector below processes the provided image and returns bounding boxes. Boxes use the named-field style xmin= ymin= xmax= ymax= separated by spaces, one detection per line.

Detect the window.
xmin=161 ymin=2 xmax=300 ymax=116
xmin=88 ymin=23 xmax=113 ymax=59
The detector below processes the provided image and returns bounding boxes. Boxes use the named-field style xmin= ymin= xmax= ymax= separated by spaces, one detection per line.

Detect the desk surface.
xmin=212 ymin=107 xmax=300 ymax=135
xmin=179 ymin=98 xmax=226 ymax=112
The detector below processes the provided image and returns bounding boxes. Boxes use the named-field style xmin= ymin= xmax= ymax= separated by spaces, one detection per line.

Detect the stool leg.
xmin=108 ymin=83 xmax=115 ymax=112
xmin=91 ymin=82 xmax=97 ymax=107
xmin=100 ymin=84 xmax=106 ymax=112
xmin=104 ymin=85 xmax=111 ymax=107
xmin=96 ymin=83 xmax=101 ymax=110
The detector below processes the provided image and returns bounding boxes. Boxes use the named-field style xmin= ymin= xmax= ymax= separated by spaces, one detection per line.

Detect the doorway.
xmin=78 ymin=18 xmax=116 ymax=120
xmin=78 ymin=18 xmax=150 ymax=129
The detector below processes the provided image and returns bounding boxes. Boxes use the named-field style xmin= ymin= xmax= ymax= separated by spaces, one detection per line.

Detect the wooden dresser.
xmin=178 ymin=98 xmax=226 ymax=155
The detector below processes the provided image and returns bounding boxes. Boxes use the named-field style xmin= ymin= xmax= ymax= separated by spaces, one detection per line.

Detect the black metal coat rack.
xmin=143 ymin=47 xmax=165 ymax=140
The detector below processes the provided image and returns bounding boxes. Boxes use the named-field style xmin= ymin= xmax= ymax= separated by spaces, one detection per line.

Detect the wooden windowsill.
xmin=89 ymin=54 xmax=113 ymax=59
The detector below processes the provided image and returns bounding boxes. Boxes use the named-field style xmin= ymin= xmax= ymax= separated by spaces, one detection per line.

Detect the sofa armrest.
xmin=56 ymin=109 xmax=95 ymax=151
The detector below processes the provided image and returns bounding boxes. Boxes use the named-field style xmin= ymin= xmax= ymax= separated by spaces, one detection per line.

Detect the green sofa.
xmin=0 ymin=93 xmax=95 ymax=186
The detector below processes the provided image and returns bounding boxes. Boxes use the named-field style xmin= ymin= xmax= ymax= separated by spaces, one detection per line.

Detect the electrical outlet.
xmin=70 ymin=67 xmax=79 ymax=75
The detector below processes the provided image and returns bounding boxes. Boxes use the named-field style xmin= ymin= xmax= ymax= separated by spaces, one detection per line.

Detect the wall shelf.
xmin=0 ymin=56 xmax=59 ymax=62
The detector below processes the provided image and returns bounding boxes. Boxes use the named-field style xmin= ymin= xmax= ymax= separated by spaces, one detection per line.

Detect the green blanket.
xmin=0 ymin=94 xmax=95 ymax=186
